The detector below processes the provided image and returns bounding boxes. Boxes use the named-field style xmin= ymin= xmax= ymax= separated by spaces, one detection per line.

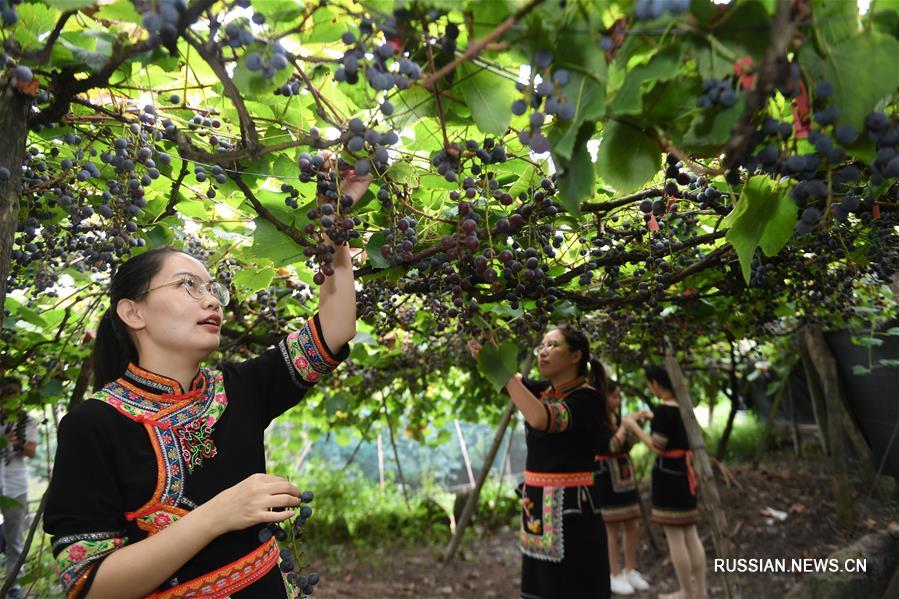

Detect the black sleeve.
xmin=600 ymin=417 xmax=618 ymax=454
xmin=44 ymin=403 xmax=128 ymax=599
xmin=522 ymin=378 xmax=551 ymax=397
xmin=553 ymin=387 xmax=604 ymax=434
xmin=224 ymin=312 xmax=349 ymax=426
xmin=650 ymin=405 xmax=671 ymax=450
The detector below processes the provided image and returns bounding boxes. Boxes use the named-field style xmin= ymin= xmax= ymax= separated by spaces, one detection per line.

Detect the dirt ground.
xmin=311 ymin=455 xmax=898 ymax=598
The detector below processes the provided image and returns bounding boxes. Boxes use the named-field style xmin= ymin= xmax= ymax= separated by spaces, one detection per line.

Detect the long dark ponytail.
xmin=93 ymin=247 xmax=183 ymax=391
xmin=554 ymin=325 xmax=609 ymax=398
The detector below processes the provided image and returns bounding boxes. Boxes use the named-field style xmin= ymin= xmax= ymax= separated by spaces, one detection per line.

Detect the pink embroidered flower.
xmin=294 ymin=356 xmax=309 ymax=370
xmin=69 ymin=544 xmax=87 ymax=562
xmin=153 ymin=513 xmax=172 ymax=527
xmin=305 ymin=371 xmax=320 ymax=382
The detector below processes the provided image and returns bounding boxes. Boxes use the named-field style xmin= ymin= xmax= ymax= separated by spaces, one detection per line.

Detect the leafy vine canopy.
xmin=1 ymin=0 xmax=898 ymax=424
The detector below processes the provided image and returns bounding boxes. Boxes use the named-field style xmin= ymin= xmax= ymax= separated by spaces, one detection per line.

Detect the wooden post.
xmin=798 ymin=344 xmax=830 ymax=454
xmin=755 ymin=377 xmax=788 ymax=466
xmin=891 ymin=273 xmax=899 ymax=306
xmin=802 ymin=328 xmax=854 ymax=528
xmin=716 ymin=339 xmax=740 ymax=461
xmin=665 ymin=348 xmax=741 ymax=599
xmin=444 ymin=350 xmax=536 ymax=563
xmin=382 ymin=396 xmax=410 ymax=509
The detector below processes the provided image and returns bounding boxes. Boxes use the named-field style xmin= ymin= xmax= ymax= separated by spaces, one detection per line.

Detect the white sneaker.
xmin=610 ymin=573 xmax=636 ymax=595
xmin=624 ymin=568 xmax=650 ymax=591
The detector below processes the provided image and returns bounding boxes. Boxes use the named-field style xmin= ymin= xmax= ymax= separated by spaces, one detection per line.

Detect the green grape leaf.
xmin=723 ymin=177 xmax=797 ymax=283
xmin=596 ymin=121 xmax=661 ymax=194
xmin=477 ymin=340 xmax=520 ymax=393
xmin=458 ymin=63 xmax=516 ymax=137
xmin=799 ymin=32 xmax=899 ymax=132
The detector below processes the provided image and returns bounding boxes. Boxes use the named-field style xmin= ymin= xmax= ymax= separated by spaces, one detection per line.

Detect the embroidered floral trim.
xmin=651 ymin=432 xmax=669 ymax=450
xmin=543 ymin=402 xmax=569 ymax=433
xmin=146 ymin=537 xmax=280 ymax=599
xmin=523 ymin=470 xmax=593 ymax=487
xmin=55 ymin=534 xmax=127 ymax=599
xmin=651 ymin=507 xmax=700 ymax=525
xmin=519 ymin=486 xmax=565 ymax=562
xmin=280 ymin=317 xmax=342 ymax=386
xmin=94 ymin=368 xmax=227 ymax=534
xmin=600 ymin=503 xmax=641 ymax=523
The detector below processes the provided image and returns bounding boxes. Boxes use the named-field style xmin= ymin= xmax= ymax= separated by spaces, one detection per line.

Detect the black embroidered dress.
xmin=519 ymin=377 xmax=611 ymax=599
xmin=44 ymin=314 xmax=348 ymax=599
xmin=650 ymin=404 xmax=699 ymax=526
xmin=594 ymin=416 xmax=641 ymax=523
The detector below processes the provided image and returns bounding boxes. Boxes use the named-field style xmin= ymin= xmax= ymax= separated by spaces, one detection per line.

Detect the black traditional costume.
xmin=44 ymin=314 xmax=347 ymax=599
xmin=594 ymin=416 xmax=641 ymax=523
xmin=519 ymin=377 xmax=611 ymax=599
xmin=649 ymin=404 xmax=699 ymax=526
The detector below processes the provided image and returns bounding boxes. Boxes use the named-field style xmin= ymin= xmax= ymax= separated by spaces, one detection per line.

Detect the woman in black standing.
xmin=595 ymin=380 xmax=651 ymax=595
xmin=623 ymin=365 xmax=707 ymax=599
xmin=44 ymin=163 xmax=370 ymax=599
xmin=468 ymin=325 xmax=610 ymax=599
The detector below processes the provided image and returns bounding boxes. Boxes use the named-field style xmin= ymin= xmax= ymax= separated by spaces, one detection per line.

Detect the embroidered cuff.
xmin=279 ymin=313 xmax=349 ymax=386
xmin=651 ymin=432 xmax=669 ymax=450
xmin=544 ymin=402 xmax=571 ymax=433
xmin=53 ymin=531 xmax=127 ymax=599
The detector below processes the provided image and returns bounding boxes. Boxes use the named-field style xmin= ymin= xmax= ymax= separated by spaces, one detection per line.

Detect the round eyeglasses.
xmin=138 ymin=273 xmax=230 ymax=306
xmin=533 ymin=341 xmax=564 ymax=356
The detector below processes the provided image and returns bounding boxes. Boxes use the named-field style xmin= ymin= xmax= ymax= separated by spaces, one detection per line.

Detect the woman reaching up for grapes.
xmin=43 ymin=157 xmax=371 ymax=599
xmin=468 ymin=326 xmax=611 ymax=599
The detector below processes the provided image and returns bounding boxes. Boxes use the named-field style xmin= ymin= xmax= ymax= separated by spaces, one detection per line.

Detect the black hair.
xmin=608 ymin=378 xmax=620 ymax=393
xmin=93 ymin=247 xmax=185 ymax=391
xmin=554 ymin=325 xmax=609 ymax=398
xmin=644 ymin=364 xmax=674 ymax=392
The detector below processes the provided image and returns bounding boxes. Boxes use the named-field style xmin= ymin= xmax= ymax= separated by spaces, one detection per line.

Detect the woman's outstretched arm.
xmin=317 ymin=157 xmax=371 ymax=352
xmin=86 ymin=474 xmax=300 ymax=598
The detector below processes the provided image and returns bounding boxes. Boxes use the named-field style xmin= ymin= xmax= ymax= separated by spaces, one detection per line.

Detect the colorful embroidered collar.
xmin=122 ymin=363 xmax=206 ymax=401
xmin=541 ymin=376 xmax=588 ymax=399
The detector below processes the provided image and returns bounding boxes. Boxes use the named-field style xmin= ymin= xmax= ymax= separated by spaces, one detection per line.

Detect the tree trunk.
xmin=799 ymin=344 xmax=830 ymax=454
xmin=755 ymin=376 xmax=788 ymax=465
xmin=802 ymin=327 xmax=854 ymax=529
xmin=788 ymin=379 xmax=801 ymax=457
xmin=444 ymin=349 xmax=536 ymax=563
xmin=891 ymin=273 xmax=899 ymax=306
xmin=0 ymin=91 xmax=30 ymax=319
xmin=716 ymin=341 xmax=741 ymax=461
xmin=665 ymin=348 xmax=741 ymax=599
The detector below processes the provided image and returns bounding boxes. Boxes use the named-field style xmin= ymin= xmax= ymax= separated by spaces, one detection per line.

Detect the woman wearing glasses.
xmin=43 ymin=164 xmax=370 ymax=599
xmin=468 ymin=326 xmax=611 ymax=599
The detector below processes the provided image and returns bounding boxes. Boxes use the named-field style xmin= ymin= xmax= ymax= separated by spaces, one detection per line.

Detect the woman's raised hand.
xmin=198 ymin=473 xmax=301 ymax=536
xmin=317 ymin=151 xmax=372 ymax=207
xmin=467 ymin=339 xmax=482 ymax=360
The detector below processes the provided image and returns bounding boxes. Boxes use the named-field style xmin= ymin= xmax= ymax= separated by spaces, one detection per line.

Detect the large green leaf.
xmin=798 ymin=32 xmax=899 ymax=132
xmin=457 ymin=63 xmax=516 ymax=137
xmin=477 ymin=340 xmax=519 ymax=392
xmin=556 ymin=123 xmax=595 ymax=215
xmin=608 ymin=45 xmax=683 ymax=116
xmin=14 ymin=3 xmax=59 ymax=51
xmin=548 ymin=31 xmax=608 ymax=160
xmin=233 ymin=266 xmax=276 ymax=300
xmin=595 ymin=121 xmax=661 ymax=194
xmin=682 ymin=96 xmax=746 ymax=152
xmin=723 ymin=177 xmax=797 ymax=283
xmin=251 ymin=218 xmax=304 ymax=266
